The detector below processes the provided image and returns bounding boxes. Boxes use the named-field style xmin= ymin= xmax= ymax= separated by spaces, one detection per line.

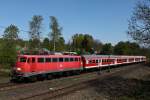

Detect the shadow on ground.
xmin=91 ymin=75 xmax=150 ymax=100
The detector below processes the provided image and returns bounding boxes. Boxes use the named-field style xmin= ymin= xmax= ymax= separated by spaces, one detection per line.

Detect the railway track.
xmin=0 ymin=82 xmax=31 ymax=91
xmin=19 ymin=64 xmax=140 ymax=100
xmin=0 ymin=68 xmax=98 ymax=92
xmin=0 ymin=63 xmax=110 ymax=92
xmin=0 ymin=82 xmax=14 ymax=90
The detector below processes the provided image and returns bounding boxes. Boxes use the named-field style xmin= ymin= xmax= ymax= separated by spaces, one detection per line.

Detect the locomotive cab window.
xmin=20 ymin=57 xmax=27 ymax=62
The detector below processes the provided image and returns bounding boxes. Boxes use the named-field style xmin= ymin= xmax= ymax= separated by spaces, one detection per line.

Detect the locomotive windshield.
xmin=20 ymin=57 xmax=27 ymax=62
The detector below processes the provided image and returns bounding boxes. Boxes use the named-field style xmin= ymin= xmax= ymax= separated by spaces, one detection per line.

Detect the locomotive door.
xmin=58 ymin=58 xmax=64 ymax=71
xmin=28 ymin=57 xmax=36 ymax=72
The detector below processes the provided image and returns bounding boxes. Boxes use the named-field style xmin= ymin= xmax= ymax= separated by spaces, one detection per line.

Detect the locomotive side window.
xmin=45 ymin=58 xmax=51 ymax=62
xmin=70 ymin=58 xmax=74 ymax=62
xmin=75 ymin=58 xmax=78 ymax=61
xmin=20 ymin=57 xmax=27 ymax=62
xmin=38 ymin=58 xmax=44 ymax=63
xmin=64 ymin=58 xmax=69 ymax=62
xmin=52 ymin=58 xmax=58 ymax=62
xmin=59 ymin=58 xmax=64 ymax=62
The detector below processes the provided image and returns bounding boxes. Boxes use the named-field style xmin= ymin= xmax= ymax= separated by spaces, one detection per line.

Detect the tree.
xmin=101 ymin=43 xmax=113 ymax=55
xmin=57 ymin=37 xmax=65 ymax=51
xmin=3 ymin=24 xmax=19 ymax=40
xmin=42 ymin=38 xmax=50 ymax=50
xmin=82 ymin=34 xmax=94 ymax=52
xmin=114 ymin=41 xmax=127 ymax=55
xmin=71 ymin=33 xmax=95 ymax=54
xmin=0 ymin=25 xmax=19 ymax=68
xmin=29 ymin=15 xmax=43 ymax=49
xmin=93 ymin=39 xmax=103 ymax=53
xmin=128 ymin=0 xmax=150 ymax=47
xmin=114 ymin=41 xmax=141 ymax=55
xmin=49 ymin=16 xmax=62 ymax=52
xmin=72 ymin=33 xmax=84 ymax=51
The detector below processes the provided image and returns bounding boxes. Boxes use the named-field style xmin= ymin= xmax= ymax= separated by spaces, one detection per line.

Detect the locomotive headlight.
xmin=16 ymin=67 xmax=22 ymax=71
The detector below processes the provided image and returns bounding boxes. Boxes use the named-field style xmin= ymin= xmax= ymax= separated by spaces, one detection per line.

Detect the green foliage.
xmin=93 ymin=39 xmax=103 ymax=52
xmin=29 ymin=38 xmax=40 ymax=50
xmin=0 ymin=25 xmax=19 ymax=69
xmin=72 ymin=33 xmax=84 ymax=50
xmin=29 ymin=15 xmax=43 ymax=49
xmin=56 ymin=37 xmax=65 ymax=51
xmin=82 ymin=34 xmax=94 ymax=51
xmin=101 ymin=43 xmax=113 ymax=55
xmin=0 ymin=41 xmax=17 ymax=66
xmin=42 ymin=38 xmax=50 ymax=50
xmin=49 ymin=16 xmax=62 ymax=51
xmin=71 ymin=33 xmax=97 ymax=54
xmin=128 ymin=0 xmax=150 ymax=47
xmin=3 ymin=24 xmax=19 ymax=40
xmin=114 ymin=41 xmax=141 ymax=55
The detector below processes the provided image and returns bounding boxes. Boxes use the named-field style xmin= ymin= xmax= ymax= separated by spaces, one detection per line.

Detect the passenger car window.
xmin=96 ymin=60 xmax=99 ymax=63
xmin=89 ymin=60 xmax=92 ymax=63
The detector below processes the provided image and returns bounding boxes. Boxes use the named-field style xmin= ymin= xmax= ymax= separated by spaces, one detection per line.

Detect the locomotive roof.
xmin=18 ymin=54 xmax=81 ymax=58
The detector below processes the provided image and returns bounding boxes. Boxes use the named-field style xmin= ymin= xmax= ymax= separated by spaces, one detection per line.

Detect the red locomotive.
xmin=11 ymin=54 xmax=146 ymax=81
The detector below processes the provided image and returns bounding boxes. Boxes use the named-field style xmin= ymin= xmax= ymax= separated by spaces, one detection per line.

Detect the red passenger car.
xmin=81 ymin=55 xmax=146 ymax=69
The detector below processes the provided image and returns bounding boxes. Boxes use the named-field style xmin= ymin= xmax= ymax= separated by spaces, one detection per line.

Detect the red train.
xmin=11 ymin=54 xmax=146 ymax=81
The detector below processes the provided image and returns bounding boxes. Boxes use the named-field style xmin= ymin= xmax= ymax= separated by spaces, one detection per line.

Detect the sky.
xmin=0 ymin=0 xmax=139 ymax=45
